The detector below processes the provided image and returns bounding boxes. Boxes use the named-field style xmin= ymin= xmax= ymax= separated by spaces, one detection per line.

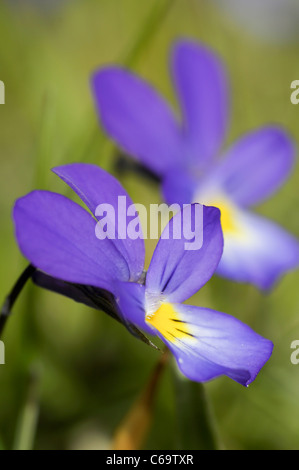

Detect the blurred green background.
xmin=1 ymin=0 xmax=299 ymax=450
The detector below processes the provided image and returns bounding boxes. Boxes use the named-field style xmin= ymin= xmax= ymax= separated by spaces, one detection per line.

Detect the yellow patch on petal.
xmin=213 ymin=200 xmax=239 ymax=234
xmin=202 ymin=196 xmax=243 ymax=236
xmin=146 ymin=302 xmax=194 ymax=343
xmin=194 ymin=190 xmax=247 ymax=238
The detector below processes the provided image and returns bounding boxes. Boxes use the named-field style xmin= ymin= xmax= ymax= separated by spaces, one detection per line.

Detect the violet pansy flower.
xmin=13 ymin=163 xmax=273 ymax=386
xmin=91 ymin=39 xmax=299 ymax=290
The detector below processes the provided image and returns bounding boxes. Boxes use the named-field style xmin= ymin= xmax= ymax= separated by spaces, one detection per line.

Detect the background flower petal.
xmin=91 ymin=67 xmax=183 ymax=176
xmin=203 ymin=127 xmax=296 ymax=207
xmin=13 ymin=190 xmax=131 ymax=293
xmin=53 ymin=163 xmax=145 ymax=282
xmin=146 ymin=204 xmax=223 ymax=303
xmin=171 ymin=39 xmax=229 ymax=168
xmin=217 ymin=210 xmax=299 ymax=290
xmin=161 ymin=304 xmax=273 ymax=386
xmin=161 ymin=168 xmax=197 ymax=206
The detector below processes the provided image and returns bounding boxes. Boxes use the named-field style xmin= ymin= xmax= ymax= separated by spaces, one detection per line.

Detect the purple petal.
xmin=91 ymin=67 xmax=183 ymax=176
xmin=217 ymin=210 xmax=299 ymax=290
xmin=115 ymin=281 xmax=153 ymax=335
xmin=161 ymin=168 xmax=197 ymax=206
xmin=13 ymin=190 xmax=131 ymax=294
xmin=53 ymin=163 xmax=144 ymax=282
xmin=146 ymin=204 xmax=223 ymax=303
xmin=203 ymin=127 xmax=296 ymax=207
xmin=156 ymin=303 xmax=273 ymax=386
xmin=172 ymin=40 xmax=229 ymax=168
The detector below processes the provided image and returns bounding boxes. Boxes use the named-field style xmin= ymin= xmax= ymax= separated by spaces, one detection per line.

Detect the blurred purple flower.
xmin=13 ymin=163 xmax=273 ymax=386
xmin=92 ymin=39 xmax=299 ymax=290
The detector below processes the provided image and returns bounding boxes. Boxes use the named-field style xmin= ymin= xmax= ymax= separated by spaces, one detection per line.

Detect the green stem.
xmin=172 ymin=364 xmax=221 ymax=450
xmin=13 ymin=365 xmax=41 ymax=451
xmin=121 ymin=0 xmax=175 ymax=67
xmin=0 ymin=265 xmax=35 ymax=339
xmin=34 ymin=91 xmax=56 ymax=188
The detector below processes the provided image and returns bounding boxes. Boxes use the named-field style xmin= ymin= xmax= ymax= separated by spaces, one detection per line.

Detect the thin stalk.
xmin=13 ymin=365 xmax=41 ymax=451
xmin=0 ymin=264 xmax=35 ymax=338
xmin=34 ymin=91 xmax=56 ymax=188
xmin=122 ymin=0 xmax=176 ymax=67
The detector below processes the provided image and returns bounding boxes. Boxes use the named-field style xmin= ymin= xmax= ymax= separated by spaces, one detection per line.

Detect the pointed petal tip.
xmin=243 ymin=339 xmax=274 ymax=387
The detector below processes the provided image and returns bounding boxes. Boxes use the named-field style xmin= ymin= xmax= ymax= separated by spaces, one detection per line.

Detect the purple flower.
xmin=91 ymin=39 xmax=299 ymax=290
xmin=13 ymin=163 xmax=273 ymax=386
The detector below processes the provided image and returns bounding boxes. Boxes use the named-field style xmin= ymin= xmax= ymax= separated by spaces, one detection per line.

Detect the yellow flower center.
xmin=210 ymin=199 xmax=240 ymax=235
xmin=146 ymin=302 xmax=194 ymax=343
xmin=194 ymin=190 xmax=243 ymax=236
